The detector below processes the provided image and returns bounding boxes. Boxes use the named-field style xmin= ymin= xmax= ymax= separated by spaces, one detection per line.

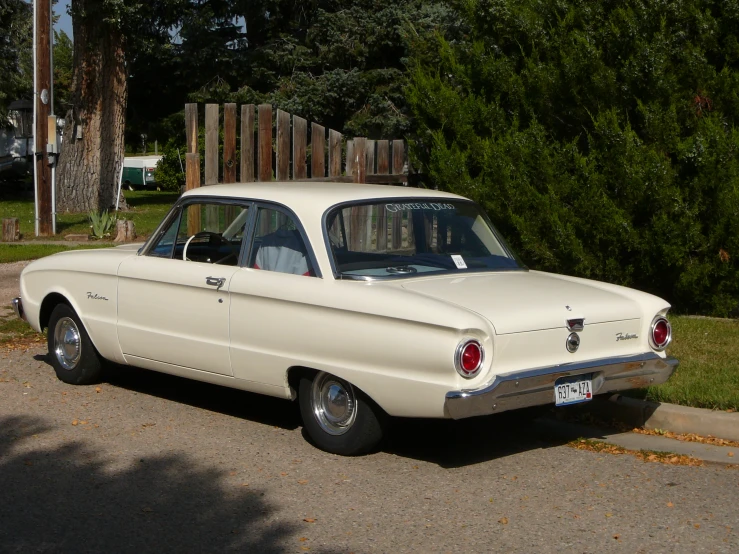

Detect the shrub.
xmin=407 ymin=0 xmax=739 ymax=316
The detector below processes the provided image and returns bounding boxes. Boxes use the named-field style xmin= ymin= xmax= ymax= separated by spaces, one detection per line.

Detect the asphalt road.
xmin=1 ymin=344 xmax=737 ymax=553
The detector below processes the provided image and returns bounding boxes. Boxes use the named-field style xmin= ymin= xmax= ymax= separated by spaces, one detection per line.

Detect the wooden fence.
xmin=184 ymin=103 xmax=407 ymax=194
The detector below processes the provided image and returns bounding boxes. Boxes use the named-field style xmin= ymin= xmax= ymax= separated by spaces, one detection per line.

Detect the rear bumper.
xmin=12 ymin=297 xmax=25 ymax=321
xmin=444 ymin=352 xmax=678 ymax=419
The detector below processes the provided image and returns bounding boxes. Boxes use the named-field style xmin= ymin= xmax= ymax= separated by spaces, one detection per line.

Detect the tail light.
xmin=455 ymin=339 xmax=484 ymax=378
xmin=649 ymin=316 xmax=672 ymax=351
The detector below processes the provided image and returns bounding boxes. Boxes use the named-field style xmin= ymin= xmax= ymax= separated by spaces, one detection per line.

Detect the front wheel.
xmin=299 ymin=372 xmax=386 ymax=455
xmin=47 ymin=303 xmax=103 ymax=385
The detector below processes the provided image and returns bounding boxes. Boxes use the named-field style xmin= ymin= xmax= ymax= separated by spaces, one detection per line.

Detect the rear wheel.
xmin=299 ymin=371 xmax=386 ymax=455
xmin=47 ymin=303 xmax=102 ymax=385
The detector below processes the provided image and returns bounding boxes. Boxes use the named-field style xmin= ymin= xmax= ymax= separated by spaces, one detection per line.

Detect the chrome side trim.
xmin=12 ymin=297 xmax=25 ymax=321
xmin=444 ymin=352 xmax=678 ymax=419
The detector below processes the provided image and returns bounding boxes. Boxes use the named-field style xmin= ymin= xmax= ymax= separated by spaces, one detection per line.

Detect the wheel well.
xmin=39 ymin=293 xmax=71 ymax=331
xmin=287 ymin=366 xmax=318 ymax=400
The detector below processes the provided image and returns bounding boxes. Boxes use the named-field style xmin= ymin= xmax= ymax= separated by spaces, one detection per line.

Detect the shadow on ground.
xmin=34 ymin=354 xmax=583 ymax=469
xmin=0 ymin=415 xmax=296 ymax=552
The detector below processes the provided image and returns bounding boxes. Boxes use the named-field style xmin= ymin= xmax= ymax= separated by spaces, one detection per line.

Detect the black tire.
xmin=47 ymin=303 xmax=103 ymax=385
xmin=299 ymin=372 xmax=386 ymax=455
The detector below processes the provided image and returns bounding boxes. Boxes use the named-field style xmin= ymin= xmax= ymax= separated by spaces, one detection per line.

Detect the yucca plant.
xmin=88 ymin=210 xmax=117 ymax=239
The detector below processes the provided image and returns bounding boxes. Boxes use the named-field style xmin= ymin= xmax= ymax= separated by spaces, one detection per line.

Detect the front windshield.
xmin=325 ymin=199 xmax=521 ymax=278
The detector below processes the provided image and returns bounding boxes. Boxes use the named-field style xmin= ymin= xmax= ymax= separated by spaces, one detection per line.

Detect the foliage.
xmin=126 ymin=0 xmax=458 ymax=142
xmin=0 ymin=243 xmax=110 ymax=264
xmin=0 ymin=0 xmax=32 ymax=120
xmin=154 ymin=139 xmax=188 ymax=192
xmin=407 ymin=0 xmax=739 ymax=316
xmin=88 ymin=210 xmax=117 ymax=239
xmin=53 ymin=30 xmax=74 ymax=116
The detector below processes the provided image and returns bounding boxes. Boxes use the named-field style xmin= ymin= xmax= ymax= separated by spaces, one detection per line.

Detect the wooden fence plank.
xmin=353 ymin=138 xmax=367 ymax=184
xmin=186 ymin=153 xmax=201 ymax=236
xmin=392 ymin=210 xmax=402 ymax=250
xmin=240 ymin=104 xmax=255 ymax=182
xmin=258 ymin=104 xmax=273 ymax=182
xmin=376 ymin=206 xmax=387 ymax=252
xmin=392 ymin=140 xmax=405 ymax=175
xmin=185 ymin=104 xmax=198 ymax=154
xmin=328 ymin=130 xmax=342 ymax=177
xmin=376 ymin=140 xmax=389 ymax=175
xmin=293 ymin=115 xmax=307 ymax=180
xmin=276 ymin=109 xmax=290 ymax=181
xmin=311 ymin=123 xmax=325 ymax=178
xmin=366 ymin=139 xmax=375 ymax=175
xmin=223 ymin=103 xmax=237 ymax=184
xmin=204 ymin=104 xmax=219 ymax=185
xmin=346 ymin=140 xmax=354 ymax=177
xmin=204 ymin=104 xmax=220 ymax=231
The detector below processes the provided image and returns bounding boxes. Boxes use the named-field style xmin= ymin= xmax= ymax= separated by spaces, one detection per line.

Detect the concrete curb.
xmin=586 ymin=394 xmax=739 ymax=442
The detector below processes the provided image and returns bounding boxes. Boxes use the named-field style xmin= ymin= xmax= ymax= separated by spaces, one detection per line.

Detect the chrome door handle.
xmin=205 ymin=276 xmax=226 ymax=288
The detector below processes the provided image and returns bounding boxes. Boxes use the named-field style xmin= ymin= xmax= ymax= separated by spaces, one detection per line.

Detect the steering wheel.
xmin=182 ymin=231 xmax=231 ymax=263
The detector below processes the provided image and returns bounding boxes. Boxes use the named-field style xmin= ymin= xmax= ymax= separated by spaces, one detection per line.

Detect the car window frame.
xmin=321 ymin=197 xmax=528 ymax=281
xmin=139 ymin=197 xmax=255 ymax=265
xmin=242 ymin=201 xmax=323 ymax=278
xmin=139 ymin=196 xmax=322 ymax=278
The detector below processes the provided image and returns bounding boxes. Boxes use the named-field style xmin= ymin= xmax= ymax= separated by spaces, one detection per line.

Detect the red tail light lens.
xmin=650 ymin=317 xmax=672 ymax=350
xmin=455 ymin=340 xmax=484 ymax=378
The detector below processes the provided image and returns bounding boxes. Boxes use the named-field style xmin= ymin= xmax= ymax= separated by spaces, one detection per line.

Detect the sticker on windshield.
xmin=385 ymin=202 xmax=456 ymax=213
xmin=451 ymin=255 xmax=467 ymax=269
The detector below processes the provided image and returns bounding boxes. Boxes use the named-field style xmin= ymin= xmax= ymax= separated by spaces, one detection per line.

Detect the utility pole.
xmin=34 ymin=0 xmax=54 ymax=236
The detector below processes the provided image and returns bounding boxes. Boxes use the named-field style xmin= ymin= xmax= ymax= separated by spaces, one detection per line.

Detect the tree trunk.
xmin=56 ymin=0 xmax=127 ymax=213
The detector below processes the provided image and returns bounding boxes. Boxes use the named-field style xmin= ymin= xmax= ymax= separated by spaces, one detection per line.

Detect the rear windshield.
xmin=325 ymin=199 xmax=521 ymax=278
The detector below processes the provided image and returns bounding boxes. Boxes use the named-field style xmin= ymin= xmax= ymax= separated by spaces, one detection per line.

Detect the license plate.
xmin=554 ymin=375 xmax=593 ymax=406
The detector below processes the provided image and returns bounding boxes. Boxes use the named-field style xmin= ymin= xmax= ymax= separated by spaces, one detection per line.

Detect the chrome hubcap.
xmin=54 ymin=317 xmax=81 ymax=371
xmin=311 ymin=372 xmax=357 ymax=436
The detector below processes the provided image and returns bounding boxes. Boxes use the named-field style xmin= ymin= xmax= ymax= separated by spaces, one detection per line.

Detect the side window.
xmin=148 ymin=210 xmax=181 ymax=258
xmin=148 ymin=202 xmax=249 ymax=266
xmin=250 ymin=207 xmax=315 ymax=277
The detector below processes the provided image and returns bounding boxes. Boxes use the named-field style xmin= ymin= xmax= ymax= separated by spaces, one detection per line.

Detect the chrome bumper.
xmin=444 ymin=352 xmax=678 ymax=419
xmin=12 ymin=297 xmax=25 ymax=321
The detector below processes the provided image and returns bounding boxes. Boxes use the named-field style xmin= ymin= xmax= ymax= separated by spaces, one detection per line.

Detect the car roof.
xmin=182 ymin=181 xmax=467 ymax=209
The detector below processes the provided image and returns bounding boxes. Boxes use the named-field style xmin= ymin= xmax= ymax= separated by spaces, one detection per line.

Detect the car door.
xmin=228 ymin=205 xmax=324 ymax=386
xmin=117 ymin=199 xmax=252 ymax=376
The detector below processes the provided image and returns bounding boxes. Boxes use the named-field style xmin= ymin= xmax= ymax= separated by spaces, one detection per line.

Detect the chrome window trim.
xmin=138 ymin=195 xmax=322 ymax=278
xmin=320 ymin=197 xmax=527 ymax=281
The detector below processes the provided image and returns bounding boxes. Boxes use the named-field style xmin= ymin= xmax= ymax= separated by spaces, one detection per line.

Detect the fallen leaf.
xmin=613 ymin=534 xmax=620 ymax=540
xmin=71 ymin=419 xmax=79 ymax=426
xmin=498 ymin=517 xmax=508 ymax=525
xmin=229 ymin=471 xmax=237 ymax=476
xmin=241 ymin=483 xmax=249 ymax=487
xmin=694 ymin=524 xmax=701 ymax=529
xmin=280 ymin=472 xmax=288 ymax=476
xmin=298 ymin=480 xmax=309 ymax=485
xmin=303 ymin=518 xmax=316 ymax=523
xmin=141 ymin=507 xmax=153 ymax=513
xmin=23 ymin=460 xmax=32 ymax=466
xmin=729 ymin=452 xmax=734 ymax=458
xmin=301 ymin=548 xmax=310 ymax=552
xmin=667 ymin=502 xmax=674 ymax=508
xmin=605 ymin=513 xmax=613 ymax=518
xmin=95 ymin=387 xmax=102 ymax=393
xmin=299 ymin=538 xmax=308 ymax=542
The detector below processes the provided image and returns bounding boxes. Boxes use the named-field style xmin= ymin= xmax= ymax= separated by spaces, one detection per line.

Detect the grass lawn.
xmin=629 ymin=315 xmax=739 ymax=411
xmin=0 ymin=188 xmax=177 ymax=240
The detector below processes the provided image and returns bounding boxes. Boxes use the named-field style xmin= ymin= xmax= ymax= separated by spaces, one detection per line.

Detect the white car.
xmin=13 ymin=182 xmax=677 ymax=455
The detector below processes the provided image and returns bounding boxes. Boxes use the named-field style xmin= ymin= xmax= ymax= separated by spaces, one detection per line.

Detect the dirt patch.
xmin=0 ymin=261 xmax=29 ymax=312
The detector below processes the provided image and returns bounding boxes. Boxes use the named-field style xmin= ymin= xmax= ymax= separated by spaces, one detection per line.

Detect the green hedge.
xmin=407 ymin=0 xmax=739 ymax=316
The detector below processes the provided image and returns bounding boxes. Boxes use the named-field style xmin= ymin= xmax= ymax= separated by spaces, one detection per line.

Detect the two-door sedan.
xmin=13 ymin=182 xmax=678 ymax=455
